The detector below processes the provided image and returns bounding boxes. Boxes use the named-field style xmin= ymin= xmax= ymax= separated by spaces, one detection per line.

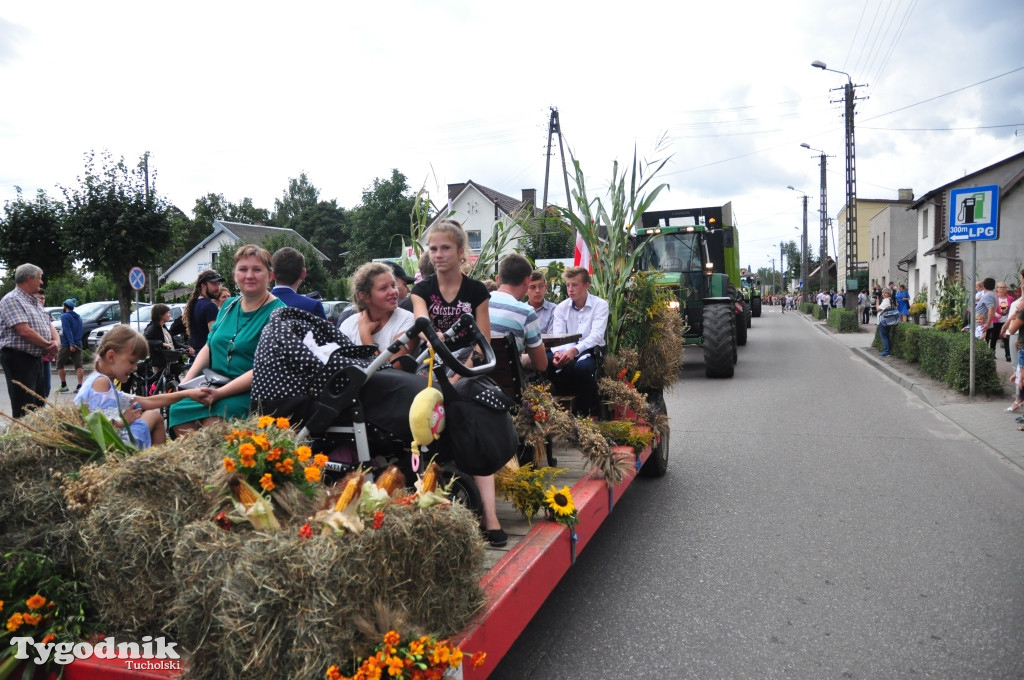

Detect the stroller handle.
xmin=416 ymin=313 xmax=496 ymax=377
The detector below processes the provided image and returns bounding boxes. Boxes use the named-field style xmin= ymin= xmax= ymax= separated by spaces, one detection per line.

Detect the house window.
xmin=211 ymin=251 xmax=219 ymax=267
xmin=467 ymin=230 xmax=482 ymax=250
xmin=922 ymin=209 xmax=929 ymax=239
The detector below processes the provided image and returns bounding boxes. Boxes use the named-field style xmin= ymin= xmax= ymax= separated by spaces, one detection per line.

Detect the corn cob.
xmin=420 ymin=462 xmax=442 ymax=494
xmin=332 ymin=471 xmax=365 ymax=512
xmin=375 ymin=465 xmax=406 ymax=497
xmin=227 ymin=475 xmax=281 ymax=530
xmin=229 ymin=476 xmax=259 ymax=509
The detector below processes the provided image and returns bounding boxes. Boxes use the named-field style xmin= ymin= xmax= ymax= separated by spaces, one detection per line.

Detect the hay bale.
xmin=171 ymin=502 xmax=487 ymax=680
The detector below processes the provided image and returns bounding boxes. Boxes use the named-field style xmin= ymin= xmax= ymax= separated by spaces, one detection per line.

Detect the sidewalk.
xmin=802 ymin=313 xmax=1024 ymax=473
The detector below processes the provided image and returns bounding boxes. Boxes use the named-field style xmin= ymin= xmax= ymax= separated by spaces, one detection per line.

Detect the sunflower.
xmin=544 ymin=485 xmax=576 ymax=517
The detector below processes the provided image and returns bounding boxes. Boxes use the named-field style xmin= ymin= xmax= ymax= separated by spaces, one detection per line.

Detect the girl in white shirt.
xmin=340 ymin=261 xmax=415 ymax=351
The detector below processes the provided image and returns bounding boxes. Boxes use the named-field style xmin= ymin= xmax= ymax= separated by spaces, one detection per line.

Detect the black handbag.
xmin=437 ymin=375 xmax=518 ymax=476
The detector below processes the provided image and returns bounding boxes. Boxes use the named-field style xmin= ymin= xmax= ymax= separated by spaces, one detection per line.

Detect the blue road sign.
xmin=129 ymin=266 xmax=146 ymax=291
xmin=949 ymin=185 xmax=999 ymax=242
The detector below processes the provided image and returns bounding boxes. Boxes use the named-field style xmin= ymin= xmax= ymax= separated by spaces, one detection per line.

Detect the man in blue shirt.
xmin=186 ymin=269 xmax=224 ymax=352
xmin=270 ymin=247 xmax=326 ymax=319
xmin=56 ymin=298 xmax=84 ymax=393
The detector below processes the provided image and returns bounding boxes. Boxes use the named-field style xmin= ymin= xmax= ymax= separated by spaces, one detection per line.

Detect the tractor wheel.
xmin=639 ymin=389 xmax=669 ymax=478
xmin=703 ymin=303 xmax=735 ymax=378
xmin=752 ymin=297 xmax=762 ymax=317
xmin=735 ymin=304 xmax=748 ymax=346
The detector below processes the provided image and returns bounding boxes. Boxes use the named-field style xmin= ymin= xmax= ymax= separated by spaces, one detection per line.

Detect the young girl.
xmin=75 ymin=325 xmax=204 ymax=449
xmin=411 ymin=220 xmax=505 ymax=546
xmin=341 ymin=261 xmax=415 ymax=348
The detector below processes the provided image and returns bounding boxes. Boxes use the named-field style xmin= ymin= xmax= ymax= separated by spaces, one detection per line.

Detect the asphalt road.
xmin=492 ymin=307 xmax=1024 ymax=680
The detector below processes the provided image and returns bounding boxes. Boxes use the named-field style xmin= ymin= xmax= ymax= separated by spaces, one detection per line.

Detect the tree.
xmin=61 ymin=150 xmax=175 ymax=320
xmin=287 ymin=200 xmax=351 ymax=276
xmin=0 ymin=187 xmax=71 ymax=275
xmin=519 ymin=207 xmax=574 ymax=260
xmin=347 ymin=170 xmax=416 ymax=271
xmin=272 ymin=172 xmax=320 ymax=227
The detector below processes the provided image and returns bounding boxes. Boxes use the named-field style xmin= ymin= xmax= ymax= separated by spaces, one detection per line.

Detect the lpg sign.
xmin=949 ymin=185 xmax=999 ymax=242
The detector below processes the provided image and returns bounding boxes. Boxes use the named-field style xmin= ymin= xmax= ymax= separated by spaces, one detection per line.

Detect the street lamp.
xmin=787 ymin=185 xmax=809 ymax=303
xmin=812 ymin=60 xmax=861 ymax=316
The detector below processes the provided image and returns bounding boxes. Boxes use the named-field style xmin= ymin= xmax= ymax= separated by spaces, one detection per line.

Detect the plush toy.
xmin=409 ymin=348 xmax=445 ymax=471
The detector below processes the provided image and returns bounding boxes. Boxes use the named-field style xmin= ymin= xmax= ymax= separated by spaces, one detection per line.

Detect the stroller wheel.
xmin=442 ymin=464 xmax=482 ymax=516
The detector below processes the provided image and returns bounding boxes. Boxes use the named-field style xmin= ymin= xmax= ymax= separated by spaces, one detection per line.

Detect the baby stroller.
xmin=251 ymin=308 xmax=518 ymax=514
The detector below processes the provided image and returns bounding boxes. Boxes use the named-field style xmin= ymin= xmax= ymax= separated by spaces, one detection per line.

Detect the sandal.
xmin=1018 ymin=426 xmax=1024 ymax=432
xmin=1006 ymin=401 xmax=1022 ymax=412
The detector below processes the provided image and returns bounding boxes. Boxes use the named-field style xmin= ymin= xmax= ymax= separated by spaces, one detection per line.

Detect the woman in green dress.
xmin=170 ymin=245 xmax=285 ymax=435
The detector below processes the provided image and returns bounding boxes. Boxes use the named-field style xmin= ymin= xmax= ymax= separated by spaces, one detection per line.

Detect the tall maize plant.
xmin=558 ymin=147 xmax=670 ymax=355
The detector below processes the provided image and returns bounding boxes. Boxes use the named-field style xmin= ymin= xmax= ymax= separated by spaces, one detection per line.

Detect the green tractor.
xmin=636 ymin=204 xmax=746 ymax=378
xmin=740 ymin=269 xmax=762 ymax=318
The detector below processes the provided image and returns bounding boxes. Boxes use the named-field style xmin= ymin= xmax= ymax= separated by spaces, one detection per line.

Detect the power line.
xmin=860 ymin=65 xmax=1024 ymax=123
xmin=861 ymin=123 xmax=1024 ymax=131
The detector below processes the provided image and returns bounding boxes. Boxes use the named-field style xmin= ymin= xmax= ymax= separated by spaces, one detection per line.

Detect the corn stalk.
xmin=557 ymin=144 xmax=670 ymax=355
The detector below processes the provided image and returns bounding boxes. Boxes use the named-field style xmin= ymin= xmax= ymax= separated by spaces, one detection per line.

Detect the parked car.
xmin=320 ymin=300 xmax=351 ymax=326
xmin=77 ymin=301 xmax=150 ymax=349
xmin=86 ymin=303 xmax=182 ymax=349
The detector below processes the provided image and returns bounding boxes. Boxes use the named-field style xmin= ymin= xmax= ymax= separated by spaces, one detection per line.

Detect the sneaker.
xmin=75 ymin=385 xmax=81 ymax=392
xmin=880 ymin=352 xmax=891 ymax=357
xmin=56 ymin=385 xmax=69 ymax=393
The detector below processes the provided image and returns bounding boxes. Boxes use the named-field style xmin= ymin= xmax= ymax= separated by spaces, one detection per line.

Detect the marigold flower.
xmin=313 ymin=454 xmax=329 ymax=468
xmin=238 ymin=442 xmax=257 ymax=458
xmin=275 ymin=458 xmax=295 ymax=474
xmin=295 ymin=445 xmax=312 ymax=463
xmin=240 ymin=452 xmax=256 ymax=468
xmin=6 ymin=612 xmax=24 ymax=632
xmin=448 ymin=647 xmax=463 ymax=668
xmin=24 ymin=594 xmax=43 ymax=610
xmin=305 ymin=466 xmax=322 ymax=483
xmin=252 ymin=434 xmax=270 ymax=451
xmin=383 ymin=630 xmax=401 ymax=648
xmin=259 ymin=473 xmax=275 ymax=492
xmin=223 ymin=457 xmax=237 ymax=473
xmin=385 ymin=655 xmax=404 ymax=677
xmin=22 ymin=613 xmax=42 ymax=626
xmin=257 ymin=415 xmax=275 ymax=429
xmin=275 ymin=417 xmax=290 ymax=429
xmin=266 ymin=448 xmax=282 ymax=462
xmin=298 ymin=522 xmax=313 ymax=540
xmin=471 ymin=651 xmax=487 ymax=668
xmin=408 ymin=639 xmax=424 ymax=656
xmin=41 ymin=633 xmax=55 ymax=645
xmin=0 ymin=601 xmax=4 ymax=612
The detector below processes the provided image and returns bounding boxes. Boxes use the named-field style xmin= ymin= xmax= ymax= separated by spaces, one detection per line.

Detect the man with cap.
xmin=270 ymin=247 xmax=326 ymax=318
xmin=0 ymin=263 xmax=59 ymax=417
xmin=185 ymin=269 xmax=224 ymax=353
xmin=392 ymin=261 xmax=416 ymax=312
xmin=56 ymin=298 xmax=85 ymax=393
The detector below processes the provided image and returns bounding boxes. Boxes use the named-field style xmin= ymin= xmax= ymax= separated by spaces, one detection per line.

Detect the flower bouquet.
xmin=326 ymin=628 xmax=485 ymax=680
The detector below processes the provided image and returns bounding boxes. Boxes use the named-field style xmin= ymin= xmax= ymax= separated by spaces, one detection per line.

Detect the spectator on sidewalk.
xmin=0 ymin=263 xmax=59 ymax=417
xmin=56 ymin=297 xmax=85 ymax=393
xmin=858 ymin=290 xmax=871 ymax=324
xmin=877 ymin=290 xmax=894 ymax=358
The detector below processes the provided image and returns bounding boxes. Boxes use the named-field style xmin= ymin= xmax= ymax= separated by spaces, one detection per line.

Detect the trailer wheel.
xmin=639 ymin=389 xmax=669 ymax=478
xmin=735 ymin=304 xmax=748 ymax=346
xmin=752 ymin=297 xmax=762 ymax=317
xmin=703 ymin=303 xmax=735 ymax=378
xmin=746 ymin=303 xmax=752 ymax=328
xmin=443 ymin=464 xmax=482 ymax=516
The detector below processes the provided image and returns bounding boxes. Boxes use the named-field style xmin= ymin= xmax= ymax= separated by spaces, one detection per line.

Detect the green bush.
xmin=812 ymin=305 xmax=828 ymax=320
xmin=873 ymin=324 xmax=1003 ymax=395
xmin=827 ymin=308 xmax=860 ymax=332
xmin=799 ymin=302 xmax=816 ymax=315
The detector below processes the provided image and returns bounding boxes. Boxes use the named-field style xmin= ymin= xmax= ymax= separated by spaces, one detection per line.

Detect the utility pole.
xmin=771 ymin=257 xmax=776 ymax=295
xmin=542 ymin=107 xmax=573 ymax=216
xmin=780 ymin=242 xmax=785 ymax=292
xmin=800 ymin=194 xmax=808 ymax=300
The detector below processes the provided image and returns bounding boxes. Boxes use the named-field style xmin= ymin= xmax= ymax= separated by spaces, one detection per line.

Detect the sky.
xmin=2 ymin=0 xmax=1023 ymax=275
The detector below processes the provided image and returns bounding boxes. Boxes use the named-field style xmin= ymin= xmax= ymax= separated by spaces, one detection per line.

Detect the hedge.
xmin=827 ymin=308 xmax=860 ymax=332
xmin=873 ymin=324 xmax=1003 ymax=394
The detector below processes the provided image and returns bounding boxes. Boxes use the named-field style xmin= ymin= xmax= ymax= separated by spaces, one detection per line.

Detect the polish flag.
xmin=573 ymin=229 xmax=591 ymax=272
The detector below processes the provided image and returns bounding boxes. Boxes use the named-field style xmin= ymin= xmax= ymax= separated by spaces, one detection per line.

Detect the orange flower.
xmin=448 ymin=646 xmax=463 ymax=668
xmin=385 ymin=655 xmax=404 ymax=677
xmin=240 ymin=451 xmax=256 ymax=468
xmin=305 ymin=466 xmax=322 ymax=483
xmin=238 ymin=442 xmax=257 ymax=458
xmin=295 ymin=445 xmax=312 ymax=463
xmin=408 ymin=639 xmax=424 ymax=656
xmin=275 ymin=417 xmax=290 ymax=429
xmin=266 ymin=448 xmax=282 ymax=462
xmin=259 ymin=473 xmax=275 ymax=492
xmin=471 ymin=651 xmax=487 ymax=668
xmin=324 ymin=665 xmax=346 ymax=680
xmin=6 ymin=612 xmax=24 ymax=632
xmin=252 ymin=434 xmax=270 ymax=451
xmin=0 ymin=600 xmax=3 ymax=612
xmin=313 ymin=454 xmax=329 ymax=468
xmin=257 ymin=415 xmax=275 ymax=429
xmin=275 ymin=458 xmax=294 ymax=475
xmin=223 ymin=457 xmax=237 ymax=473
xmin=41 ymin=633 xmax=55 ymax=645
xmin=383 ymin=630 xmax=400 ymax=648
xmin=22 ymin=612 xmax=42 ymax=626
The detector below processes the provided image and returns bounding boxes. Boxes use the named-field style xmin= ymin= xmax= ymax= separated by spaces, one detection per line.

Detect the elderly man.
xmin=548 ymin=266 xmax=608 ymax=417
xmin=0 ymin=263 xmax=60 ymax=417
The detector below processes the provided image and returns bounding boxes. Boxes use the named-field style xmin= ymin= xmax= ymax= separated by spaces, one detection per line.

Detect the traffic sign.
xmin=949 ymin=185 xmax=999 ymax=242
xmin=129 ymin=267 xmax=146 ymax=291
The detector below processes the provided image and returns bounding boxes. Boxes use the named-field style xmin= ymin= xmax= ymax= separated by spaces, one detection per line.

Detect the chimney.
xmin=521 ymin=189 xmax=537 ymax=208
xmin=898 ymin=188 xmax=914 ymax=201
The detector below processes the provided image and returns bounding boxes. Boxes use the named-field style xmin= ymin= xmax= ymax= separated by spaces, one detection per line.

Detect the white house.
xmin=160 ymin=220 xmax=329 ymax=284
xmin=425 ymin=181 xmax=538 ymax=264
xmin=908 ymin=150 xmax=1024 ymax=322
xmin=868 ymin=198 xmax=916 ymax=291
